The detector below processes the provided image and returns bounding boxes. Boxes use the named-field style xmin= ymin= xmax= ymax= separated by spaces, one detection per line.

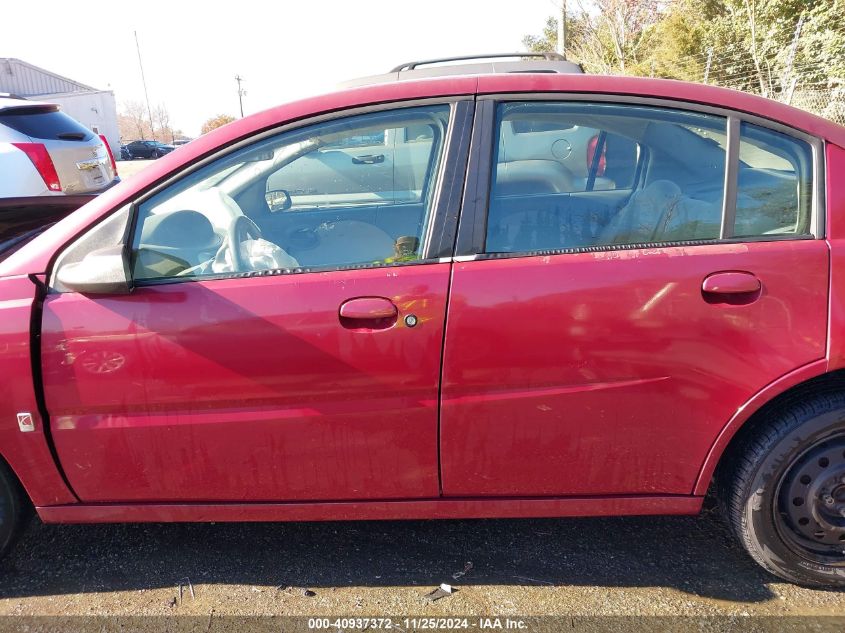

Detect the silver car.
xmin=0 ymin=95 xmax=118 ymax=197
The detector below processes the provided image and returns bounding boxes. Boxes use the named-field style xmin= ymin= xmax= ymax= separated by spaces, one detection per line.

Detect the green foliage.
xmin=524 ymin=0 xmax=844 ymax=95
xmin=522 ymin=15 xmax=586 ymax=56
xmin=798 ymin=0 xmax=845 ymax=84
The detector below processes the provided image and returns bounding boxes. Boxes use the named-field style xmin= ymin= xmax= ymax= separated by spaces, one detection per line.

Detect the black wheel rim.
xmin=776 ymin=434 xmax=845 ymax=565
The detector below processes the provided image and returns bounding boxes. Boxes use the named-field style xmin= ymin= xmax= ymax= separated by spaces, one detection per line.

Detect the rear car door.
xmin=441 ymin=97 xmax=827 ymax=496
xmin=40 ymin=100 xmax=472 ymax=502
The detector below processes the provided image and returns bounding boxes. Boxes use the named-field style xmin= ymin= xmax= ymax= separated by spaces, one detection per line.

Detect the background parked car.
xmin=119 ymin=144 xmax=132 ymax=161
xmin=125 ymin=140 xmax=175 ymax=159
xmin=0 ymin=96 xmax=118 ymax=197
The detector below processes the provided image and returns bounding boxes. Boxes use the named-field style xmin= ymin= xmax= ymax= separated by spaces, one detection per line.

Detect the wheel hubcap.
xmin=778 ymin=437 xmax=845 ymax=559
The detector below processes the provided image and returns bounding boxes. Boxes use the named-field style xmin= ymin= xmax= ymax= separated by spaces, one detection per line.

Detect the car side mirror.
xmin=265 ymin=189 xmax=292 ymax=212
xmin=55 ymin=245 xmax=131 ymax=294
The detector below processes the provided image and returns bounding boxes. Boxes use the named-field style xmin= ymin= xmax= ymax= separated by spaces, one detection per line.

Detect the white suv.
xmin=0 ymin=96 xmax=118 ymax=197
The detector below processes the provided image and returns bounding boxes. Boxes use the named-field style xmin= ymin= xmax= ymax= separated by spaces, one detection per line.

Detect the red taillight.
xmin=12 ymin=142 xmax=62 ymax=191
xmin=99 ymin=134 xmax=117 ymax=175
xmin=587 ymin=135 xmax=607 ymax=177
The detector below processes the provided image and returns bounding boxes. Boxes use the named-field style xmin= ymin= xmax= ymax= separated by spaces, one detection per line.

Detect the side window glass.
xmin=132 ymin=105 xmax=451 ymax=281
xmin=486 ymin=103 xmax=727 ymax=254
xmin=734 ymin=122 xmax=813 ymax=237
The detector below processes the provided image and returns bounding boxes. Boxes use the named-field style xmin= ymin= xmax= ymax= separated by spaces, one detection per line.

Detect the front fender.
xmin=0 ymin=274 xmax=76 ymax=506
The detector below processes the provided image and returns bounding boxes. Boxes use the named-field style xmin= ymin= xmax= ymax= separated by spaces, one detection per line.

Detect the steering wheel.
xmin=228 ymin=215 xmax=264 ymax=272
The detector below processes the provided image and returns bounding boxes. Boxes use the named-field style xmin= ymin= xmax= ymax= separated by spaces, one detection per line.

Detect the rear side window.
xmin=735 ymin=122 xmax=813 ymax=237
xmin=0 ymin=106 xmax=94 ymax=141
xmin=485 ymin=102 xmax=816 ymax=255
xmin=487 ymin=103 xmax=726 ymax=253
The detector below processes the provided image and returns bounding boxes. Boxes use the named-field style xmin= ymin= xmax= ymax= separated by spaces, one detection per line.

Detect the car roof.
xmin=4 ymin=72 xmax=844 ymax=277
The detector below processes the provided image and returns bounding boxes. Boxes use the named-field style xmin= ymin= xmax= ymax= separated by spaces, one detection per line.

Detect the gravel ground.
xmin=115 ymin=159 xmax=154 ymax=180
xmin=1 ymin=503 xmax=844 ymax=621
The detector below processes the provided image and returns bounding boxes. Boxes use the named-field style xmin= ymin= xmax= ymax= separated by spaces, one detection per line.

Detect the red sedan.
xmin=2 ymin=66 xmax=845 ymax=587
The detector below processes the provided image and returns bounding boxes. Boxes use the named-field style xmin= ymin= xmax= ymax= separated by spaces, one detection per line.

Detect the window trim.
xmin=120 ymin=97 xmax=474 ymax=287
xmin=455 ymin=93 xmax=825 ymax=259
xmin=720 ymin=116 xmax=741 ymax=240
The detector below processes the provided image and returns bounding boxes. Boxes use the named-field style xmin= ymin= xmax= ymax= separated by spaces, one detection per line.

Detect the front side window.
xmin=485 ymin=101 xmax=815 ymax=255
xmin=131 ymin=104 xmax=451 ymax=281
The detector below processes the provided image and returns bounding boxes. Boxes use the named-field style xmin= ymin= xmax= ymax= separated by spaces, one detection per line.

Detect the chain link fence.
xmin=714 ymin=81 xmax=845 ymax=126
xmin=704 ymin=71 xmax=845 ymax=125
xmin=788 ymin=87 xmax=845 ymax=125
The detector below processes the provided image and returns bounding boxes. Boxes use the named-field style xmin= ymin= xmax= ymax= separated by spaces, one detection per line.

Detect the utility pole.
xmin=134 ymin=30 xmax=155 ymax=139
xmin=703 ymin=47 xmax=714 ymax=84
xmin=557 ymin=1 xmax=567 ymax=59
xmin=235 ymin=74 xmax=246 ymax=118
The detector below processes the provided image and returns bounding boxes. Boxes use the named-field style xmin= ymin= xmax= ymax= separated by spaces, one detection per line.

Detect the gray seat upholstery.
xmin=495 ymin=160 xmax=575 ymax=196
xmin=599 ymin=180 xmax=721 ymax=245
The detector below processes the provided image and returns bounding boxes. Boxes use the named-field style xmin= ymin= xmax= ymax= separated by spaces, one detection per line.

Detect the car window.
xmin=486 ymin=102 xmax=726 ymax=253
xmin=494 ymin=103 xmax=641 ymax=196
xmin=131 ymin=104 xmax=451 ymax=282
xmin=0 ymin=106 xmax=94 ymax=141
xmin=734 ymin=122 xmax=813 ymax=237
xmin=265 ymin=111 xmax=445 ymax=208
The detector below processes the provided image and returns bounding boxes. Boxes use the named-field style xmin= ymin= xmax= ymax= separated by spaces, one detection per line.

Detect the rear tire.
xmin=723 ymin=393 xmax=845 ymax=586
xmin=0 ymin=459 xmax=25 ymax=560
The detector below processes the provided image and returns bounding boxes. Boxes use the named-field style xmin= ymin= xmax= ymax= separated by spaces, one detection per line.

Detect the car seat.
xmin=599 ymin=180 xmax=721 ymax=245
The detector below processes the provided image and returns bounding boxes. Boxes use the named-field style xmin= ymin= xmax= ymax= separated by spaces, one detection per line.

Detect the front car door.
xmin=441 ymin=97 xmax=827 ymax=496
xmin=41 ymin=100 xmax=473 ymax=502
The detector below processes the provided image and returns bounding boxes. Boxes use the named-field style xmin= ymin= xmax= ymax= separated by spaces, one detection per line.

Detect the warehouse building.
xmin=0 ymin=58 xmax=119 ymax=156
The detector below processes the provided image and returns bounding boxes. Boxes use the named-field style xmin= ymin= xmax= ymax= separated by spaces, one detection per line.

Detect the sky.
xmin=2 ymin=0 xmax=559 ymax=137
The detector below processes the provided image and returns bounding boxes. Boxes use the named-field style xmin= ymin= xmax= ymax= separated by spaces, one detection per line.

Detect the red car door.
xmin=41 ymin=101 xmax=472 ymax=502
xmin=440 ymin=99 xmax=828 ymax=497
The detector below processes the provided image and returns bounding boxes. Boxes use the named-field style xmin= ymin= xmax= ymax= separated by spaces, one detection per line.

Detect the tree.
xmin=794 ymin=0 xmax=845 ymax=87
xmin=522 ymin=15 xmax=586 ymax=57
xmin=573 ymin=0 xmax=663 ymax=75
xmin=154 ymin=104 xmax=175 ymax=144
xmin=646 ymin=0 xmax=722 ymax=80
xmin=523 ymin=0 xmax=844 ymax=94
xmin=118 ymin=101 xmax=181 ymax=143
xmin=522 ymin=0 xmax=663 ymax=75
xmin=119 ymin=100 xmax=149 ymax=140
xmin=201 ymin=114 xmax=236 ymax=134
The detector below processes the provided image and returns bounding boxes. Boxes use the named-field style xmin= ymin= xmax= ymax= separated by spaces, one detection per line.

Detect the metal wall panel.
xmin=1 ymin=58 xmax=95 ymax=97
